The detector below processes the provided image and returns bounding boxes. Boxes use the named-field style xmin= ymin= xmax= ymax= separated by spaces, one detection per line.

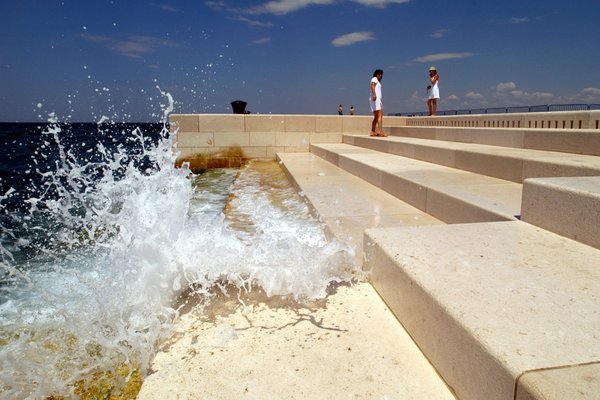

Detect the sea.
xmin=0 ymin=112 xmax=358 ymax=398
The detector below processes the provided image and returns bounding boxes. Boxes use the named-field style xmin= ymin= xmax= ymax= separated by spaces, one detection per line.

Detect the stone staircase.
xmin=277 ymin=120 xmax=600 ymax=400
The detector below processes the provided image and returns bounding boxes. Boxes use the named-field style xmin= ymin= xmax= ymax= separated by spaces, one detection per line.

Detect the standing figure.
xmin=338 ymin=104 xmax=343 ymax=115
xmin=349 ymin=106 xmax=355 ymax=115
xmin=369 ymin=69 xmax=385 ymax=136
xmin=427 ymin=66 xmax=440 ymax=116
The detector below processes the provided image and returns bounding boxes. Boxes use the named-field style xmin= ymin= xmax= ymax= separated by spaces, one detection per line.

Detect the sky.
xmin=1 ymin=0 xmax=599 ymax=122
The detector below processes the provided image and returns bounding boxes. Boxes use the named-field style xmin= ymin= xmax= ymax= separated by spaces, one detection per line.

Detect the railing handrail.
xmin=392 ymin=103 xmax=600 ymax=117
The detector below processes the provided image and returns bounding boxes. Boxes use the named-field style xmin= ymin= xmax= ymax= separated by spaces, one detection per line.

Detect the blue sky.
xmin=1 ymin=0 xmax=599 ymax=122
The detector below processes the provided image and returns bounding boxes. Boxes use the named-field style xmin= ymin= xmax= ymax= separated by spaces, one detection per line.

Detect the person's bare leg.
xmin=432 ymin=99 xmax=437 ymax=116
xmin=376 ymin=110 xmax=385 ymax=136
xmin=370 ymin=111 xmax=378 ymax=136
xmin=427 ymin=99 xmax=433 ymax=116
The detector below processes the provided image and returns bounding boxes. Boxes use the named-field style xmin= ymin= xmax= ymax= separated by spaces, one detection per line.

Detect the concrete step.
xmin=310 ymin=142 xmax=522 ymax=223
xmin=276 ymin=152 xmax=443 ymax=265
xmin=344 ymin=134 xmax=600 ymax=183
xmin=273 ymin=152 xmax=457 ymax=399
xmin=364 ymin=221 xmax=600 ymax=400
xmin=522 ymin=176 xmax=600 ymax=250
xmin=387 ymin=125 xmax=600 ymax=156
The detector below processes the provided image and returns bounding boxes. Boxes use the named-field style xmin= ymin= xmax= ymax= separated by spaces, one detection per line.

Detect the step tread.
xmin=277 ymin=152 xmax=444 ymax=264
xmin=312 ymin=142 xmax=522 ymax=220
xmin=365 ymin=221 xmax=600 ymax=400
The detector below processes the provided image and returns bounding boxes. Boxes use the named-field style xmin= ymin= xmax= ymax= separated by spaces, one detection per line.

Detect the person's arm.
xmin=371 ymin=81 xmax=377 ymax=100
xmin=430 ymin=74 xmax=439 ymax=85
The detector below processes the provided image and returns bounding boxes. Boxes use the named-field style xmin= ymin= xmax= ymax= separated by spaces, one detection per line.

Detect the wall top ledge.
xmin=171 ymin=113 xmax=372 ymax=118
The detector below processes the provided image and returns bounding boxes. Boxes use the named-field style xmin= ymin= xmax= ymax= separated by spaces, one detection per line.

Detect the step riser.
xmin=522 ymin=177 xmax=600 ymax=250
xmin=346 ymin=136 xmax=600 ymax=183
xmin=365 ymin=234 xmax=515 ymax=400
xmin=364 ymin=222 xmax=600 ymax=400
xmin=347 ymin=135 xmax=523 ymax=183
xmin=390 ymin=127 xmax=600 ymax=156
xmin=312 ymin=144 xmax=516 ymax=223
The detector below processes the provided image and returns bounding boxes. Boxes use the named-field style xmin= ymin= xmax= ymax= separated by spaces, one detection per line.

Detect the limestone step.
xmin=274 ymin=152 xmax=457 ymax=399
xmin=364 ymin=221 xmax=600 ymax=400
xmin=310 ymin=142 xmax=522 ymax=223
xmin=388 ymin=125 xmax=600 ymax=156
xmin=522 ymin=176 xmax=600 ymax=250
xmin=276 ymin=152 xmax=443 ymax=265
xmin=344 ymin=134 xmax=600 ymax=183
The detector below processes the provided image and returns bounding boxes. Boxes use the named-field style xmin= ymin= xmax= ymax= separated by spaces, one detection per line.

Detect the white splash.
xmin=0 ymin=92 xmax=357 ymax=398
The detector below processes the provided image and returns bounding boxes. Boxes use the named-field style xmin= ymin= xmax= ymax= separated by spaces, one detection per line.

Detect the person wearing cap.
xmin=427 ymin=66 xmax=440 ymax=116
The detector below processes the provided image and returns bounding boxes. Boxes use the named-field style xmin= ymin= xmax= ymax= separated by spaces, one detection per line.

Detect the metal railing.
xmin=392 ymin=103 xmax=600 ymax=117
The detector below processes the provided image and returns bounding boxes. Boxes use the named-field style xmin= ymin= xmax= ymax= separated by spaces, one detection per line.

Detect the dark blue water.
xmin=0 ymin=122 xmax=164 ymax=210
xmin=0 ymin=122 xmax=164 ymax=262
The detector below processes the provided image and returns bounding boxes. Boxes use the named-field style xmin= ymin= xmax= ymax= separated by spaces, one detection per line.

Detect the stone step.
xmin=344 ymin=134 xmax=600 ymax=183
xmin=364 ymin=221 xmax=600 ymax=400
xmin=522 ymin=176 xmax=600 ymax=250
xmin=276 ymin=152 xmax=443 ymax=265
xmin=387 ymin=125 xmax=600 ymax=156
xmin=273 ymin=152 xmax=457 ymax=399
xmin=310 ymin=142 xmax=522 ymax=223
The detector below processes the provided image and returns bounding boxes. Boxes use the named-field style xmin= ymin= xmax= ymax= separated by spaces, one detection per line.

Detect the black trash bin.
xmin=230 ymin=100 xmax=247 ymax=114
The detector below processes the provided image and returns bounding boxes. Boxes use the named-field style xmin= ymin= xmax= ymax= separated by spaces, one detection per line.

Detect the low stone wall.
xmin=170 ymin=114 xmax=407 ymax=162
xmin=170 ymin=111 xmax=600 ymax=169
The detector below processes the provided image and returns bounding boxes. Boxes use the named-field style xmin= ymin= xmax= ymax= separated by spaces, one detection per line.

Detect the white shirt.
xmin=370 ymin=77 xmax=382 ymax=100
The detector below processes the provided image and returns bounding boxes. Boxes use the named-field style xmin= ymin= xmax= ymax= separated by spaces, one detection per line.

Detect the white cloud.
xmin=466 ymin=91 xmax=484 ymax=99
xmin=412 ymin=52 xmax=474 ymax=63
xmin=494 ymin=82 xmax=553 ymax=100
xmin=447 ymin=94 xmax=460 ymax=101
xmin=351 ymin=0 xmax=411 ymax=7
xmin=530 ymin=91 xmax=554 ymax=99
xmin=80 ymin=33 xmax=179 ymax=58
xmin=508 ymin=89 xmax=553 ymax=99
xmin=204 ymin=1 xmax=230 ymax=12
xmin=332 ymin=31 xmax=375 ymax=47
xmin=232 ymin=15 xmax=273 ymax=27
xmin=149 ymin=3 xmax=178 ymax=12
xmin=430 ymin=28 xmax=451 ymax=39
xmin=580 ymin=87 xmax=600 ymax=97
xmin=220 ymin=0 xmax=411 ymax=16
xmin=248 ymin=0 xmax=335 ymax=15
xmin=496 ymin=82 xmax=516 ymax=92
xmin=570 ymin=87 xmax=600 ymax=103
xmin=252 ymin=37 xmax=272 ymax=44
xmin=160 ymin=4 xmax=177 ymax=12
xmin=509 ymin=16 xmax=530 ymax=24
xmin=409 ymin=90 xmax=423 ymax=102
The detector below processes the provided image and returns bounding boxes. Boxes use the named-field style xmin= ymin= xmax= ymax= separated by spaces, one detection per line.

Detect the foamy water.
xmin=0 ymin=96 xmax=358 ymax=398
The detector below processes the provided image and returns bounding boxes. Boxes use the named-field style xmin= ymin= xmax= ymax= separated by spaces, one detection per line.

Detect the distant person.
xmin=349 ymin=106 xmax=355 ymax=115
xmin=427 ymin=66 xmax=440 ymax=116
xmin=338 ymin=104 xmax=343 ymax=115
xmin=369 ymin=69 xmax=385 ymax=136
